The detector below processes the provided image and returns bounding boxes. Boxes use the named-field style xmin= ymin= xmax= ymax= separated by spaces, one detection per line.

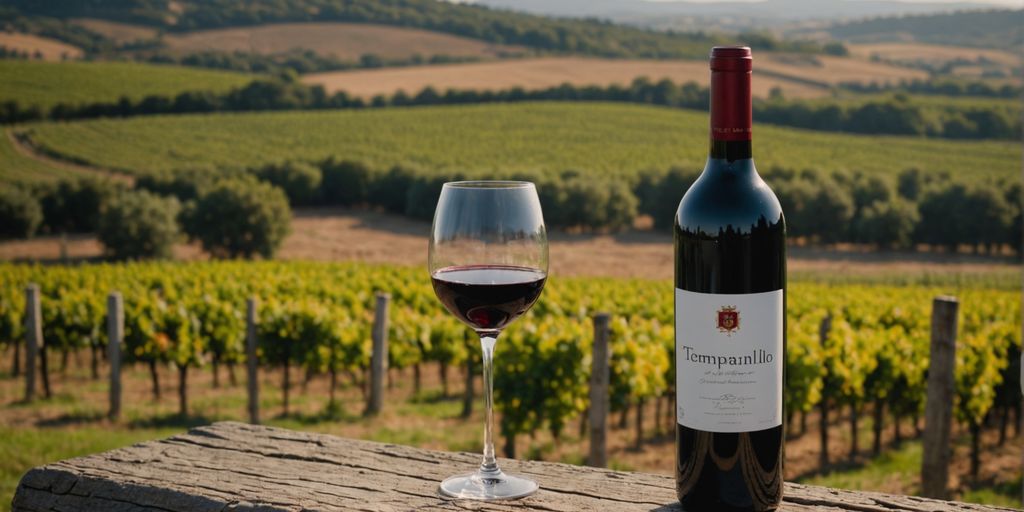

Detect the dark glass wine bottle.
xmin=674 ymin=46 xmax=786 ymax=512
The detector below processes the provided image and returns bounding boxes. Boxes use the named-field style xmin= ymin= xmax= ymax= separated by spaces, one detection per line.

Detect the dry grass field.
xmin=847 ymin=42 xmax=1021 ymax=68
xmin=758 ymin=52 xmax=928 ymax=85
xmin=1 ymin=208 xmax=1016 ymax=285
xmin=0 ymin=32 xmax=82 ymax=60
xmin=70 ymin=18 xmax=159 ymax=44
xmin=303 ymin=56 xmax=831 ymax=98
xmin=158 ymin=22 xmax=523 ymax=60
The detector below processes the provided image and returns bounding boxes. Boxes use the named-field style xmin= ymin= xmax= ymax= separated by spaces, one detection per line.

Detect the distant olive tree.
xmin=855 ymin=199 xmax=919 ymax=250
xmin=916 ymin=184 xmax=971 ymax=251
xmin=320 ymin=158 xmax=375 ymax=205
xmin=38 ymin=177 xmax=120 ymax=234
xmin=97 ymin=190 xmax=181 ymax=260
xmin=0 ymin=186 xmax=43 ymax=240
xmin=184 ymin=179 xmax=291 ymax=259
xmin=251 ymin=161 xmax=322 ymax=206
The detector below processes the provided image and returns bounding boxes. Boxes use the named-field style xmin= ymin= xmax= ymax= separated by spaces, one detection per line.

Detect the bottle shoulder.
xmin=675 ymin=159 xmax=785 ymax=237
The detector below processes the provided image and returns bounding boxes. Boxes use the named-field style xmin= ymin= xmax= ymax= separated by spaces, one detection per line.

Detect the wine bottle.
xmin=674 ymin=46 xmax=786 ymax=512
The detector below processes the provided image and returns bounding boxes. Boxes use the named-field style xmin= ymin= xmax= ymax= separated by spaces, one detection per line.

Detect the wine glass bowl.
xmin=428 ymin=181 xmax=548 ymax=500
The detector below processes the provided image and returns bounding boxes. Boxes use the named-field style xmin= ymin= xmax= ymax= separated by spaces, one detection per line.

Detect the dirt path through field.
xmin=6 ymin=129 xmax=135 ymax=185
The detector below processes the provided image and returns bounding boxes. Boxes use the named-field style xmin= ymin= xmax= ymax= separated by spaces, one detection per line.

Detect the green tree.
xmin=965 ymin=185 xmax=1013 ymax=253
xmin=771 ymin=177 xmax=815 ymax=240
xmin=184 ymin=179 xmax=292 ymax=259
xmin=0 ymin=186 xmax=42 ymax=239
xmin=855 ymin=199 xmax=919 ymax=249
xmin=806 ymin=181 xmax=855 ymax=244
xmin=849 ymin=175 xmax=893 ymax=242
xmin=135 ymin=166 xmax=243 ymax=202
xmin=252 ymin=161 xmax=322 ymax=206
xmin=896 ymin=168 xmax=924 ymax=201
xmin=915 ymin=183 xmax=970 ymax=250
xmin=320 ymin=158 xmax=375 ymax=205
xmin=634 ymin=167 xmax=700 ymax=231
xmin=823 ymin=41 xmax=849 ymax=56
xmin=97 ymin=190 xmax=181 ymax=260
xmin=1003 ymin=181 xmax=1021 ymax=255
xmin=38 ymin=177 xmax=119 ymax=234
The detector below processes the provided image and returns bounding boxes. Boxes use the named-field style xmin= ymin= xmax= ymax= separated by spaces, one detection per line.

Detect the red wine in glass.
xmin=428 ymin=180 xmax=548 ymax=500
xmin=431 ymin=265 xmax=546 ymax=333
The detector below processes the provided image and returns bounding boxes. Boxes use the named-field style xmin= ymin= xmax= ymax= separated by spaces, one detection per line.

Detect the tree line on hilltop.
xmin=142 ymin=49 xmax=492 ymax=75
xmin=2 ymin=0 xmax=832 ymax=61
xmin=843 ymin=78 xmax=1021 ymax=99
xmin=826 ymin=8 xmax=1024 ymax=49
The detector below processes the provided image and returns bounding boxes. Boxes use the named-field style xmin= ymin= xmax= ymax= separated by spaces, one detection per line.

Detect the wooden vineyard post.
xmin=818 ymin=314 xmax=832 ymax=469
xmin=921 ymin=296 xmax=958 ymax=500
xmin=589 ymin=313 xmax=611 ymax=468
xmin=246 ymin=298 xmax=259 ymax=425
xmin=23 ymin=284 xmax=41 ymax=403
xmin=107 ymin=292 xmax=123 ymax=420
xmin=366 ymin=292 xmax=389 ymax=417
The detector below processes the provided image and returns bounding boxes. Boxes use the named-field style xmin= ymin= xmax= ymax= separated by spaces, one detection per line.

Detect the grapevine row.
xmin=0 ymin=262 xmax=1018 ymax=471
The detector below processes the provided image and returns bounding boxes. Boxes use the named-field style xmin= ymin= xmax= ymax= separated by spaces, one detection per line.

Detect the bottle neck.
xmin=708 ymin=67 xmax=752 ymax=162
xmin=709 ymin=140 xmax=751 ymax=161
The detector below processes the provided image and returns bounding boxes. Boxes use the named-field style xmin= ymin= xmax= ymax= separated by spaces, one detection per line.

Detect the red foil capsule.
xmin=709 ymin=46 xmax=752 ymax=142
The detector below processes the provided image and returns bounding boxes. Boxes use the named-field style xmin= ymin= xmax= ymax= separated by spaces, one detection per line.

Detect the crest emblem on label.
xmin=717 ymin=306 xmax=739 ymax=335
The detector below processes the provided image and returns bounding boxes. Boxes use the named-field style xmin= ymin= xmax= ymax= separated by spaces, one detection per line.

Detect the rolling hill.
xmin=0 ymin=130 xmax=76 ymax=182
xmin=824 ymin=8 xmax=1024 ymax=48
xmin=13 ymin=102 xmax=1019 ymax=182
xmin=847 ymin=42 xmax=1020 ymax=68
xmin=758 ymin=53 xmax=927 ymax=85
xmin=0 ymin=60 xmax=255 ymax=110
xmin=1 ymin=0 xmax=817 ymax=59
xmin=466 ymin=0 xmax=1010 ymax=23
xmin=304 ymin=57 xmax=830 ymax=99
xmin=68 ymin=18 xmax=158 ymax=44
xmin=156 ymin=22 xmax=524 ymax=61
xmin=0 ymin=32 xmax=82 ymax=60
xmin=303 ymin=53 xmax=924 ymax=100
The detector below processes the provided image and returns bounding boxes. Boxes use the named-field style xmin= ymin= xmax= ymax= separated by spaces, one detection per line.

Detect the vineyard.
xmin=16 ymin=102 xmax=1019 ymax=181
xmin=0 ymin=261 xmax=1019 ymax=487
xmin=0 ymin=133 xmax=77 ymax=183
xmin=0 ymin=60 xmax=254 ymax=110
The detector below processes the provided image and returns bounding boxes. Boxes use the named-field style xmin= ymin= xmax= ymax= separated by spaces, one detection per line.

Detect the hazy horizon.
xmin=645 ymin=0 xmax=1020 ymax=4
xmin=600 ymin=0 xmax=1023 ymax=5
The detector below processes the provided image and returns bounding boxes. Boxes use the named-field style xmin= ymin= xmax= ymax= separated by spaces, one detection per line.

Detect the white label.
xmin=675 ymin=288 xmax=783 ymax=433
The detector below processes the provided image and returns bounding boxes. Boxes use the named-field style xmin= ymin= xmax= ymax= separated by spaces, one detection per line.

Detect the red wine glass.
xmin=428 ymin=181 xmax=548 ymax=500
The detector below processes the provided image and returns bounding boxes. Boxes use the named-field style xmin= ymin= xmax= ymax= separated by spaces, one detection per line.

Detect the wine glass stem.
xmin=479 ymin=334 xmax=499 ymax=474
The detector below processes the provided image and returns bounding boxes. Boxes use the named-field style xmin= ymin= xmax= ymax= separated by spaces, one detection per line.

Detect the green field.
xmin=0 ymin=60 xmax=255 ymax=110
xmin=16 ymin=102 xmax=1021 ymax=181
xmin=0 ymin=129 xmax=77 ymax=182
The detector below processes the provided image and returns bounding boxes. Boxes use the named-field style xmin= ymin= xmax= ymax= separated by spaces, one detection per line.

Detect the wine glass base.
xmin=439 ymin=470 xmax=538 ymax=500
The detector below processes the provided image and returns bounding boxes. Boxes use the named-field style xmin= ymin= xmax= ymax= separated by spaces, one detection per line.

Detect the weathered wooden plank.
xmin=12 ymin=422 xmax=1016 ymax=512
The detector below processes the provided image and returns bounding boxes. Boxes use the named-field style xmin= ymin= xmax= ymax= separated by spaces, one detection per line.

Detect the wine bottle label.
xmin=675 ymin=288 xmax=783 ymax=432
